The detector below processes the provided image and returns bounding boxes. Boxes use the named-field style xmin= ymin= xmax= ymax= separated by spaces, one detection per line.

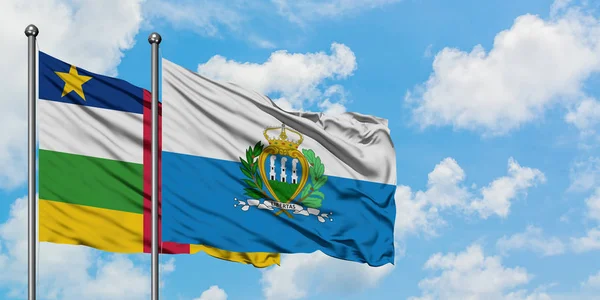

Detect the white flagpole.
xmin=148 ymin=32 xmax=162 ymax=300
xmin=25 ymin=24 xmax=39 ymax=300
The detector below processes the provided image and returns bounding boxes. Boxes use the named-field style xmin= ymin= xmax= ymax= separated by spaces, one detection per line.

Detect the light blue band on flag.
xmin=161 ymin=151 xmax=396 ymax=266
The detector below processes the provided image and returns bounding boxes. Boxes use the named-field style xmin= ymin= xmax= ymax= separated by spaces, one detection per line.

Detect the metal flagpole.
xmin=148 ymin=32 xmax=162 ymax=300
xmin=25 ymin=24 xmax=39 ymax=300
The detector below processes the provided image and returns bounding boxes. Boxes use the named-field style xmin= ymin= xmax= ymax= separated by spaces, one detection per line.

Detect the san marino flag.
xmin=37 ymin=51 xmax=279 ymax=268
xmin=161 ymin=58 xmax=397 ymax=266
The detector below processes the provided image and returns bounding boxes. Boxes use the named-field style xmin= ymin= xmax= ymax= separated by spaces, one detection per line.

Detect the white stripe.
xmin=39 ymin=99 xmax=143 ymax=164
xmin=162 ymin=59 xmax=396 ymax=185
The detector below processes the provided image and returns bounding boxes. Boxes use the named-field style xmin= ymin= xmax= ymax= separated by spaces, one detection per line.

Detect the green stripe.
xmin=39 ymin=149 xmax=144 ymax=214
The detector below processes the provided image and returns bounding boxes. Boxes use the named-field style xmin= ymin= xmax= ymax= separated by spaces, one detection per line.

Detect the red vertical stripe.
xmin=143 ymin=89 xmax=190 ymax=254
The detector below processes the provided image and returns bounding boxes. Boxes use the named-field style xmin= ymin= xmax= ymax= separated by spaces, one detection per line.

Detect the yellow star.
xmin=54 ymin=65 xmax=93 ymax=100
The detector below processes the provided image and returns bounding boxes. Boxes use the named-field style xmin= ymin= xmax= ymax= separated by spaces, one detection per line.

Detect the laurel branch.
xmin=239 ymin=141 xmax=270 ymax=200
xmin=294 ymin=149 xmax=328 ymax=209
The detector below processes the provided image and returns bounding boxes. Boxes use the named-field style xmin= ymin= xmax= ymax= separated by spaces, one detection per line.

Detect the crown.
xmin=263 ymin=124 xmax=304 ymax=150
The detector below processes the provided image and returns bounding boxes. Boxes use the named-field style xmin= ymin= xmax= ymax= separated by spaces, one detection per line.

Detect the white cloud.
xmin=571 ymin=228 xmax=600 ymax=253
xmin=496 ymin=226 xmax=566 ymax=256
xmin=0 ymin=0 xmax=145 ymax=189
xmin=394 ymin=185 xmax=446 ymax=239
xmin=409 ymin=244 xmax=540 ymax=300
xmin=504 ymin=289 xmax=553 ymax=300
xmin=260 ymin=251 xmax=393 ymax=300
xmin=469 ymin=158 xmax=546 ymax=219
xmin=570 ymin=188 xmax=600 ymax=253
xmin=550 ymin=0 xmax=574 ymax=17
xmin=194 ymin=285 xmax=228 ymax=300
xmin=396 ymin=157 xmax=545 ymax=239
xmin=406 ymin=4 xmax=600 ymax=136
xmin=68 ymin=255 xmax=149 ymax=300
xmin=394 ymin=158 xmax=468 ymax=239
xmin=424 ymin=44 xmax=434 ymax=58
xmin=565 ymin=97 xmax=600 ymax=138
xmin=420 ymin=157 xmax=471 ymax=209
xmin=160 ymin=257 xmax=176 ymax=273
xmin=585 ymin=188 xmax=600 ymax=222
xmin=317 ymin=85 xmax=349 ymax=116
xmin=0 ymin=196 xmax=175 ymax=299
xmin=272 ymin=0 xmax=401 ymax=25
xmin=247 ymin=35 xmax=277 ymax=49
xmin=318 ymin=99 xmax=347 ymax=115
xmin=568 ymin=157 xmax=600 ymax=192
xmin=581 ymin=270 xmax=600 ymax=289
xmin=197 ymin=43 xmax=356 ymax=112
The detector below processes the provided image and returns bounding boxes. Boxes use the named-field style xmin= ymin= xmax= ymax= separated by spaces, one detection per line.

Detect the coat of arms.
xmin=234 ymin=124 xmax=333 ymax=223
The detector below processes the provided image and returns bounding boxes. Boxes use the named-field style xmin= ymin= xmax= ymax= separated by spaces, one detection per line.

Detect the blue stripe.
xmin=39 ymin=51 xmax=144 ymax=114
xmin=161 ymin=151 xmax=396 ymax=266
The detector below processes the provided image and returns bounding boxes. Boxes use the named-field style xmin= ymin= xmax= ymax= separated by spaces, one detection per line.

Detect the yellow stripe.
xmin=190 ymin=245 xmax=280 ymax=268
xmin=39 ymin=199 xmax=144 ymax=253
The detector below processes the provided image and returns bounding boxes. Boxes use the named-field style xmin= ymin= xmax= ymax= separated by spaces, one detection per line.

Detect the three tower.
xmin=267 ymin=155 xmax=299 ymax=184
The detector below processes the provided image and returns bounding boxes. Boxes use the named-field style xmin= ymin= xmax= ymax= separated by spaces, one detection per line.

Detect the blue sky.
xmin=1 ymin=0 xmax=600 ymax=299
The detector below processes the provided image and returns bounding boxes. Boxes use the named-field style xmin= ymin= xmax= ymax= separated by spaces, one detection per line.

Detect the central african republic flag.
xmin=36 ymin=51 xmax=279 ymax=268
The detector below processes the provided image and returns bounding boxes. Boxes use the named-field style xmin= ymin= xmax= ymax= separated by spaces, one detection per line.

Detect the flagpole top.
xmin=148 ymin=32 xmax=162 ymax=45
xmin=24 ymin=24 xmax=39 ymax=37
